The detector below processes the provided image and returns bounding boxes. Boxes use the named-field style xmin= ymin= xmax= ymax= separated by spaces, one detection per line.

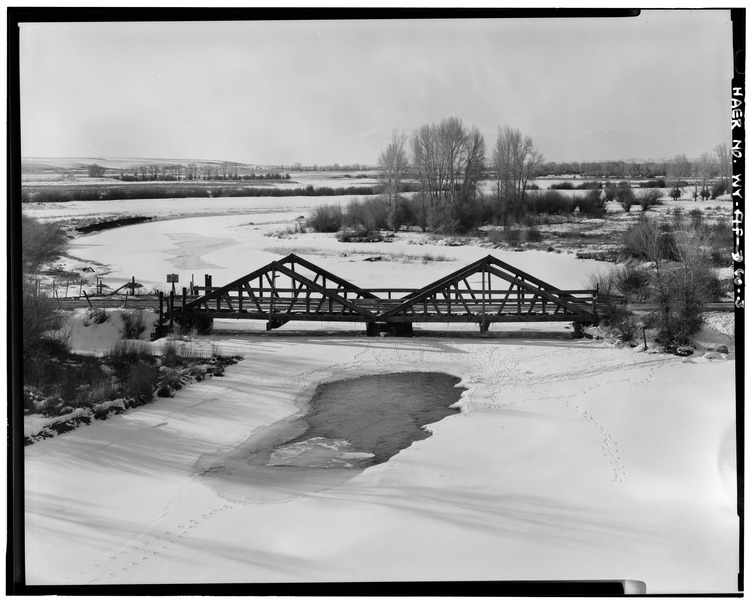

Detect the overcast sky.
xmin=19 ymin=10 xmax=734 ymax=166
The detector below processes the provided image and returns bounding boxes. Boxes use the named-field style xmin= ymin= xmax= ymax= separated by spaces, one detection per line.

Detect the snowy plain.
xmin=22 ymin=196 xmax=739 ymax=592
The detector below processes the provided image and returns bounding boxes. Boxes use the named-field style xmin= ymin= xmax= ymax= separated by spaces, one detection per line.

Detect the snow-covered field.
xmin=23 ymin=196 xmax=739 ymax=592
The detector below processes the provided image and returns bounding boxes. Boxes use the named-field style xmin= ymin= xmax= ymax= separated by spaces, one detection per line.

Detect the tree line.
xmin=376 ymin=117 xmax=731 ymax=233
xmin=87 ymin=163 xmax=292 ymax=182
xmin=377 ymin=117 xmax=543 ymax=232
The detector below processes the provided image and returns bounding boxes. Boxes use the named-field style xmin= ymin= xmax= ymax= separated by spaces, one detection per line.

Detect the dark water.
xmin=267 ymin=372 xmax=464 ymax=469
xmin=196 ymin=371 xmax=464 ymax=502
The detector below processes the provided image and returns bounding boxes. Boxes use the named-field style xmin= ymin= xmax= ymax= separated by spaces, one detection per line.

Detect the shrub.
xmin=550 ymin=182 xmax=574 ymax=190
xmin=639 ymin=179 xmax=666 ymax=188
xmin=388 ymin=198 xmax=416 ymax=231
xmin=615 ymin=266 xmax=650 ymax=302
xmin=639 ymin=222 xmax=720 ymax=347
xmin=638 ymin=189 xmax=663 ymax=212
xmin=22 ymin=284 xmax=66 ymax=359
xmin=623 ymin=219 xmax=677 ymax=261
xmin=122 ymin=362 xmax=157 ymax=402
xmin=587 ymin=268 xmax=637 ymax=340
xmin=530 ymin=190 xmax=572 ymax=215
xmin=603 ymin=182 xmax=618 ymax=202
xmin=22 ymin=214 xmax=68 ymax=275
xmin=344 ymin=196 xmax=389 ymax=230
xmin=120 ymin=309 xmax=148 ymax=339
xmin=453 ymin=195 xmax=486 ymax=234
xmin=107 ymin=340 xmax=154 ymax=365
xmin=82 ymin=381 xmax=121 ymax=406
xmin=307 ymin=203 xmax=343 ymax=232
xmin=616 ymin=182 xmax=636 ymax=212
xmin=336 ymin=226 xmax=382 ymax=243
xmin=86 ymin=308 xmax=109 ymax=325
xmin=573 ymin=188 xmax=606 ymax=217
xmin=711 ymin=180 xmax=730 ymax=198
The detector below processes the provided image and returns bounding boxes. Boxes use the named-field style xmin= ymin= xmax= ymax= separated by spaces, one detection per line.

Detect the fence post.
xmin=182 ymin=287 xmax=187 ymax=311
xmin=159 ymin=291 xmax=164 ymax=326
xmin=82 ymin=290 xmax=93 ymax=309
xmin=169 ymin=291 xmax=175 ymax=329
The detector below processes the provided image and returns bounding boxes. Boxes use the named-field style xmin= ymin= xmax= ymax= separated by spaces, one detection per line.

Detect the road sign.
xmin=166 ymin=274 xmax=179 ymax=283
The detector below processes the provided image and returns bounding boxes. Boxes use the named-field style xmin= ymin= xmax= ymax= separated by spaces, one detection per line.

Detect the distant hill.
xmin=22 ymin=157 xmax=256 ymax=171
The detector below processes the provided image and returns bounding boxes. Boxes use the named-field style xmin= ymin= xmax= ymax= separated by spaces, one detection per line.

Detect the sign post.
xmin=166 ymin=273 xmax=179 ymax=295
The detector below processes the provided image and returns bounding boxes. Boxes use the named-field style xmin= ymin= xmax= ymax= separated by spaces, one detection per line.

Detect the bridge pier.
xmin=367 ymin=322 xmax=413 ymax=336
xmin=266 ymin=316 xmax=290 ymax=331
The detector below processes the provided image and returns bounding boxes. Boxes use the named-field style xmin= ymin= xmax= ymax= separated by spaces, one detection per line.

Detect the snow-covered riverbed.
xmin=23 ymin=198 xmax=739 ymax=592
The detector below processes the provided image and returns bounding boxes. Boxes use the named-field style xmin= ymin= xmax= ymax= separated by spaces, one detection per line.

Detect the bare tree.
xmin=459 ymin=126 xmax=486 ymax=205
xmin=666 ymin=154 xmax=691 ymax=199
xmin=714 ymin=142 xmax=731 ymax=192
xmin=410 ymin=117 xmax=486 ymax=230
xmin=492 ymin=126 xmax=543 ymax=209
xmin=694 ymin=151 xmax=716 ymax=200
xmin=377 ymin=129 xmax=410 ymax=205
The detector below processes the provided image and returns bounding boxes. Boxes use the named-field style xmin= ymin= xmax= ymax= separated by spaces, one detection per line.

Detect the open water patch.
xmin=196 ymin=372 xmax=465 ymax=502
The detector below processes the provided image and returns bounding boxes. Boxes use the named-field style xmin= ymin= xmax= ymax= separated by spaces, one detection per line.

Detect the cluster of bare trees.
xmin=377 ymin=117 xmax=542 ymax=231
xmin=491 ymin=126 xmax=544 ymax=210
xmin=112 ymin=163 xmax=287 ymax=182
xmin=666 ymin=143 xmax=732 ymax=200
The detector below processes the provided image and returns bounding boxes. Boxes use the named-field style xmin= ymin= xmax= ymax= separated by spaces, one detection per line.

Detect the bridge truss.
xmin=171 ymin=253 xmax=599 ymax=335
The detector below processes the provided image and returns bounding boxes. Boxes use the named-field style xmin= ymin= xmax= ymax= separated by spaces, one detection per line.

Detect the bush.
xmin=639 ymin=179 xmax=666 ymax=188
xmin=616 ymin=182 xmax=636 ymax=212
xmin=344 ymin=196 xmax=389 ymax=230
xmin=529 ymin=190 xmax=572 ymax=215
xmin=307 ymin=203 xmax=344 ymax=232
xmin=550 ymin=181 xmax=574 ymax=190
xmin=573 ymin=188 xmax=606 ymax=217
xmin=587 ymin=269 xmax=637 ymax=340
xmin=336 ymin=226 xmax=383 ymax=243
xmin=638 ymin=189 xmax=663 ymax=212
xmin=22 ymin=215 xmax=68 ymax=275
xmin=388 ymin=198 xmax=416 ymax=231
xmin=623 ymin=219 xmax=678 ymax=261
xmin=122 ymin=362 xmax=157 ymax=402
xmin=22 ymin=284 xmax=66 ymax=359
xmin=120 ymin=309 xmax=148 ymax=339
xmin=711 ymin=180 xmax=730 ymax=198
xmin=615 ymin=266 xmax=650 ymax=302
xmin=86 ymin=308 xmax=109 ymax=325
xmin=603 ymin=182 xmax=618 ymax=202
xmin=107 ymin=340 xmax=154 ymax=365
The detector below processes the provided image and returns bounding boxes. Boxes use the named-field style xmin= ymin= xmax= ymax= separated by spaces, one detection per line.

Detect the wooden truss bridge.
xmin=167 ymin=253 xmax=600 ymax=336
